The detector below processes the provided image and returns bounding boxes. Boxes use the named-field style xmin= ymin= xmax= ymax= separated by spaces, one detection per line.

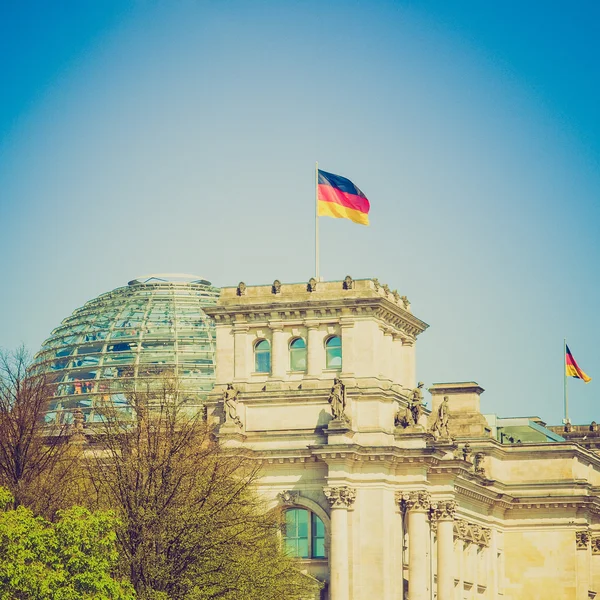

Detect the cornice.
xmin=204 ymin=296 xmax=429 ymax=338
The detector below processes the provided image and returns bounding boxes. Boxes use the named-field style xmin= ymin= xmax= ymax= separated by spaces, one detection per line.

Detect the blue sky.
xmin=1 ymin=0 xmax=599 ymax=424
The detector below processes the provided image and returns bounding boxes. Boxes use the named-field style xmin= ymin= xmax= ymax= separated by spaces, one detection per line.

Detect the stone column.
xmin=380 ymin=327 xmax=394 ymax=380
xmin=398 ymin=490 xmax=431 ymax=600
xmin=324 ymin=486 xmax=356 ymax=600
xmin=435 ymin=500 xmax=456 ymax=600
xmin=233 ymin=324 xmax=249 ymax=381
xmin=339 ymin=318 xmax=354 ymax=377
xmin=306 ymin=321 xmax=321 ymax=377
xmin=270 ymin=323 xmax=286 ymax=379
xmin=391 ymin=334 xmax=404 ymax=386
xmin=591 ymin=538 xmax=600 ymax=598
xmin=576 ymin=530 xmax=591 ymax=600
xmin=401 ymin=338 xmax=415 ymax=389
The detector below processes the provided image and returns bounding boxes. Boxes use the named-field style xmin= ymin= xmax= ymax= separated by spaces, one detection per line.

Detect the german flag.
xmin=566 ymin=345 xmax=591 ymax=383
xmin=318 ymin=170 xmax=370 ymax=226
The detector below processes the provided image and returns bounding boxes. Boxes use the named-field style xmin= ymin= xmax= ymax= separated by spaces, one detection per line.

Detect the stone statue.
xmin=307 ymin=277 xmax=317 ymax=292
xmin=223 ymin=383 xmax=242 ymax=427
xmin=372 ymin=278 xmax=380 ymax=291
xmin=343 ymin=275 xmax=354 ymax=290
xmin=400 ymin=295 xmax=410 ymax=309
xmin=328 ymin=377 xmax=347 ymax=420
xmin=408 ymin=382 xmax=425 ymax=426
xmin=272 ymin=279 xmax=282 ymax=294
xmin=382 ymin=284 xmax=390 ymax=295
xmin=236 ymin=282 xmax=247 ymax=296
xmin=392 ymin=290 xmax=400 ymax=302
xmin=462 ymin=442 xmax=472 ymax=462
xmin=430 ymin=396 xmax=450 ymax=438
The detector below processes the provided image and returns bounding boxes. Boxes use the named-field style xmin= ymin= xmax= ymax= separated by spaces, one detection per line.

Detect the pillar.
xmin=306 ymin=321 xmax=321 ymax=377
xmin=233 ymin=324 xmax=249 ymax=381
xmin=398 ymin=490 xmax=431 ymax=600
xmin=391 ymin=334 xmax=404 ymax=386
xmin=270 ymin=323 xmax=286 ymax=379
xmin=401 ymin=338 xmax=415 ymax=389
xmin=435 ymin=501 xmax=456 ymax=600
xmin=339 ymin=318 xmax=355 ymax=377
xmin=576 ymin=530 xmax=591 ymax=600
xmin=324 ymin=486 xmax=356 ymax=600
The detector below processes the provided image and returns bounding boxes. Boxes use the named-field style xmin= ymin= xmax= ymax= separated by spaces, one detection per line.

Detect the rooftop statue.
xmin=430 ymin=396 xmax=450 ymax=438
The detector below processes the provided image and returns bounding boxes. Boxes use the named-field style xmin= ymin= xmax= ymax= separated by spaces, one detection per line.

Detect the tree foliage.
xmin=89 ymin=378 xmax=319 ymax=600
xmin=0 ymin=487 xmax=135 ymax=600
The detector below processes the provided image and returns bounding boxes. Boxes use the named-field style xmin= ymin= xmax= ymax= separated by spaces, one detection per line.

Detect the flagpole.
xmin=315 ymin=161 xmax=320 ymax=280
xmin=564 ymin=338 xmax=569 ymax=424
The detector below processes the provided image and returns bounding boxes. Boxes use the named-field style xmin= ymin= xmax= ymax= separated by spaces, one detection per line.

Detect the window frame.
xmin=254 ymin=339 xmax=271 ymax=373
xmin=325 ymin=335 xmax=342 ymax=370
xmin=283 ymin=508 xmax=327 ymax=560
xmin=289 ymin=337 xmax=307 ymax=372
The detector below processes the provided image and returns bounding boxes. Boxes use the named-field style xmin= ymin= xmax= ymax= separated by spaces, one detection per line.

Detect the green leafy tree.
xmin=0 ymin=487 xmax=135 ymax=600
xmin=89 ymin=377 xmax=319 ymax=600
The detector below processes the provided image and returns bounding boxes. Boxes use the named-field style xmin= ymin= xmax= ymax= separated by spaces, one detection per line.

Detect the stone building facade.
xmin=204 ymin=278 xmax=600 ymax=600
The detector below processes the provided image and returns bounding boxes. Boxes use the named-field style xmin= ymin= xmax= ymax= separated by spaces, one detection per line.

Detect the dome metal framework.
xmin=34 ymin=275 xmax=219 ymax=424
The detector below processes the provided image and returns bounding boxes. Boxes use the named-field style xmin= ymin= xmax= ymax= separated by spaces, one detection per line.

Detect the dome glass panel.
xmin=34 ymin=274 xmax=219 ymax=424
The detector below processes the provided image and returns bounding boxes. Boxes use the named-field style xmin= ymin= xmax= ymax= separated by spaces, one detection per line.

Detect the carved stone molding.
xmin=454 ymin=519 xmax=491 ymax=547
xmin=324 ymin=486 xmax=356 ymax=509
xmin=576 ymin=530 xmax=591 ymax=550
xmin=278 ymin=490 xmax=300 ymax=506
xmin=592 ymin=537 xmax=600 ymax=555
xmin=396 ymin=490 xmax=431 ymax=513
xmin=435 ymin=500 xmax=457 ymax=521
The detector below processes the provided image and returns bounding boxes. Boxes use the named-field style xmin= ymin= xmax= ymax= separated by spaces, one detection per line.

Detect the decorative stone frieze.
xmin=396 ymin=490 xmax=431 ymax=513
xmin=576 ymin=530 xmax=591 ymax=550
xmin=453 ymin=519 xmax=491 ymax=547
xmin=278 ymin=490 xmax=299 ymax=505
xmin=324 ymin=486 xmax=356 ymax=508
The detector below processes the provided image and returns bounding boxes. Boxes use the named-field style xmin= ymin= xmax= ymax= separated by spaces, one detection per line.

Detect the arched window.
xmin=325 ymin=336 xmax=342 ymax=370
xmin=289 ymin=338 xmax=307 ymax=372
xmin=283 ymin=508 xmax=326 ymax=559
xmin=254 ymin=339 xmax=271 ymax=373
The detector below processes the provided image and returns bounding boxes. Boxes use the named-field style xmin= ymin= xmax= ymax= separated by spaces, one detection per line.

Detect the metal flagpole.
xmin=564 ymin=338 xmax=569 ymax=424
xmin=315 ymin=161 xmax=320 ymax=280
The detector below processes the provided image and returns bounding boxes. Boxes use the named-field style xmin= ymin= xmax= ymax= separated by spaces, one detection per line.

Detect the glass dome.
xmin=34 ymin=274 xmax=219 ymax=424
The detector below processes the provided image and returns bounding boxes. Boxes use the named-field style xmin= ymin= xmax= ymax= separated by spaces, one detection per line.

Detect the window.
xmin=289 ymin=338 xmax=307 ymax=372
xmin=254 ymin=339 xmax=271 ymax=373
xmin=325 ymin=336 xmax=342 ymax=370
xmin=284 ymin=509 xmax=326 ymax=559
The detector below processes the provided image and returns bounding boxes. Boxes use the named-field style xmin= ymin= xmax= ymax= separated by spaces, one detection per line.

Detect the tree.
xmin=0 ymin=347 xmax=77 ymax=515
xmin=89 ymin=376 xmax=319 ymax=600
xmin=0 ymin=487 xmax=135 ymax=600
